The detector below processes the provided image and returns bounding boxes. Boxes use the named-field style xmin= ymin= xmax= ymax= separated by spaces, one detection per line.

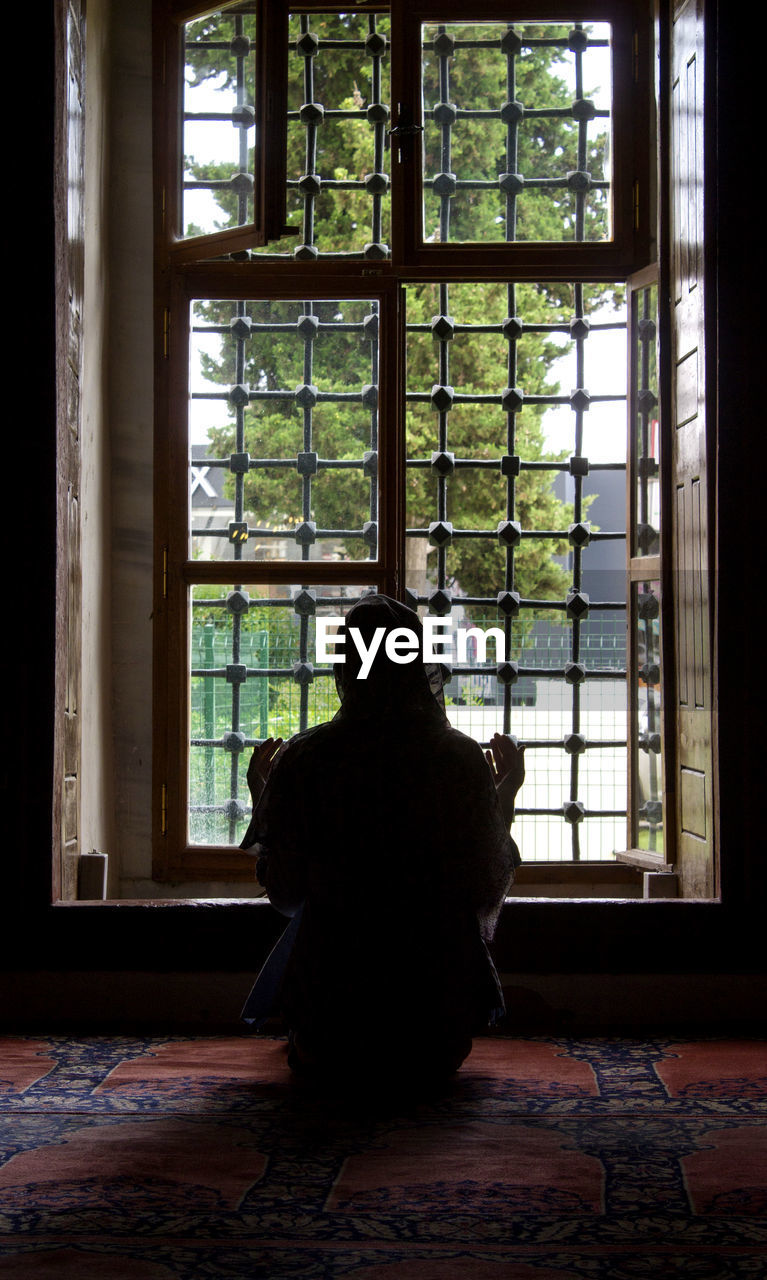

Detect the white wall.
xmin=80 ymin=0 xmax=116 ymax=885
xmin=82 ymin=0 xmax=263 ymax=897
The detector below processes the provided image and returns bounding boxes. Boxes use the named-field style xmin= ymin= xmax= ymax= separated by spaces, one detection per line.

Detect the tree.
xmin=188 ymin=12 xmax=618 ymax=600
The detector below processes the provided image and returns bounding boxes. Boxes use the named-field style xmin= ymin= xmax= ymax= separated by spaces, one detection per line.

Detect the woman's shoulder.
xmin=277 ymin=720 xmax=338 ymax=762
xmin=277 ymin=712 xmax=488 ymax=777
xmin=431 ymin=719 xmax=487 ymax=761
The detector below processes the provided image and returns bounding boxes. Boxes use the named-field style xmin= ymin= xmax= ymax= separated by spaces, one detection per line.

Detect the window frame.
xmin=621 ymin=262 xmax=674 ymax=870
xmin=155 ymin=0 xmax=291 ymax=264
xmin=390 ymin=0 xmax=653 ymax=277
xmin=153 ymin=268 xmax=403 ymax=879
xmin=153 ymin=0 xmax=668 ymax=886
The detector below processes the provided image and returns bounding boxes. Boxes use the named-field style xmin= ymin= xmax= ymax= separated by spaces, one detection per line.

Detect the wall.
xmin=80 ymin=0 xmax=116 ymax=887
xmin=106 ymin=0 xmax=156 ymax=896
xmin=82 ymin=0 xmax=264 ymax=896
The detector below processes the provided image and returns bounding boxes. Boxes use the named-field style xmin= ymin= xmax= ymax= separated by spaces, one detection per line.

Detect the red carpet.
xmin=0 ymin=1035 xmax=765 ymax=1277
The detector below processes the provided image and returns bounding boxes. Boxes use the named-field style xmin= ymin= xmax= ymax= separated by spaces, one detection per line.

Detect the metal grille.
xmin=190 ymin=298 xmax=380 ymax=562
xmin=252 ymin=12 xmax=391 ymax=260
xmin=405 ymin=280 xmax=628 ymax=860
xmin=630 ymin=281 xmax=663 ymax=852
xmin=422 ymin=22 xmax=612 ymax=245
xmin=180 ymin=13 xmax=633 ymax=859
xmin=189 ymin=586 xmax=375 ymax=845
xmin=633 ymin=580 xmax=663 ymax=851
xmin=182 ymin=4 xmax=257 ymax=240
xmin=187 ymin=282 xmax=631 ymax=857
xmin=188 ymin=291 xmax=382 ymax=845
xmin=632 ymin=285 xmax=660 ymax=558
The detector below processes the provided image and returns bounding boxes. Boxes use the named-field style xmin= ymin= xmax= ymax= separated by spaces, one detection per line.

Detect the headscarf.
xmin=333 ymin=595 xmax=445 ymax=721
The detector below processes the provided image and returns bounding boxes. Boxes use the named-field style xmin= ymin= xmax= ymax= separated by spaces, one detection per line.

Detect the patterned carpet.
xmin=0 ymin=1034 xmax=765 ymax=1278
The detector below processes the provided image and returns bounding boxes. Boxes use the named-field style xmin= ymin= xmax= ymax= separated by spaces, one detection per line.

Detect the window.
xmin=626 ymin=268 xmax=665 ymax=858
xmin=157 ymin=0 xmax=290 ymax=260
xmin=152 ymin=0 xmax=713 ymax=895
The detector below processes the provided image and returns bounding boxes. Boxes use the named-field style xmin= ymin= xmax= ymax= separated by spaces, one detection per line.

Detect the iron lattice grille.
xmin=634 ymin=579 xmax=663 ymax=849
xmin=633 ymin=285 xmax=660 ymax=558
xmin=186 ymin=283 xmax=631 ymax=857
xmin=630 ymin=281 xmax=663 ymax=852
xmin=188 ymin=291 xmax=382 ymax=846
xmin=405 ymin=280 xmax=628 ymax=861
xmin=421 ymin=21 xmax=612 ymax=246
xmin=251 ymin=11 xmax=391 ymax=261
xmin=190 ymin=298 xmax=380 ymax=562
xmin=178 ymin=10 xmax=632 ymax=858
xmin=182 ymin=3 xmax=258 ymax=241
xmin=190 ymin=587 xmax=375 ymax=846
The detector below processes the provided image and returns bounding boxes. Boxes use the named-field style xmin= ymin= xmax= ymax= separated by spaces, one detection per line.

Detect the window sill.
xmin=510 ymin=862 xmax=643 ymax=897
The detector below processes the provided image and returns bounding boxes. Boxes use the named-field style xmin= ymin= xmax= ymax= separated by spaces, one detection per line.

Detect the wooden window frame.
xmin=152 ymin=0 xmax=688 ymax=890
xmin=390 ymin=0 xmax=653 ymax=278
xmin=154 ymin=0 xmax=290 ymax=264
xmin=153 ymin=270 xmax=403 ymax=880
xmin=620 ymin=262 xmax=675 ymax=873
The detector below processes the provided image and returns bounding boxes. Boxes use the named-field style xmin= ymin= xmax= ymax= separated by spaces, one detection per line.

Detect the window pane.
xmin=632 ymin=579 xmax=664 ymax=852
xmin=405 ymin=280 xmax=627 ymax=861
xmin=250 ymin=11 xmax=391 ymax=261
xmin=190 ymin=298 xmax=381 ymax=562
xmin=182 ymin=4 xmax=257 ymax=239
xmin=189 ymin=584 xmax=375 ymax=845
xmin=630 ymin=282 xmax=660 ymax=556
xmin=421 ymin=22 xmax=612 ymax=245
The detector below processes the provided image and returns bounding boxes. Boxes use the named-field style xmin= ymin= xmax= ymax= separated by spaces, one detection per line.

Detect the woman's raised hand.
xmin=247 ymin=737 xmax=285 ymax=808
xmin=485 ymin=732 xmax=525 ymax=826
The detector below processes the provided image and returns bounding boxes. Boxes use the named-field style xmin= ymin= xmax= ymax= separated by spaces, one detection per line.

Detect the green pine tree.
xmin=187 ymin=12 xmax=621 ymax=601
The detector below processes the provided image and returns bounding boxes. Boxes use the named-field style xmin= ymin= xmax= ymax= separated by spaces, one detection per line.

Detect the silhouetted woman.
xmin=241 ymin=595 xmax=523 ymax=1084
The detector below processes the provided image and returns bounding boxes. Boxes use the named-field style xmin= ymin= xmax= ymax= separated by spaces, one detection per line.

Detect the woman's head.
xmin=334 ymin=594 xmax=442 ymax=719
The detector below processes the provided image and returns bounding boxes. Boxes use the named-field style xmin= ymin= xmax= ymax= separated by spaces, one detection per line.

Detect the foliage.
xmin=187 ymin=11 xmax=619 ymax=602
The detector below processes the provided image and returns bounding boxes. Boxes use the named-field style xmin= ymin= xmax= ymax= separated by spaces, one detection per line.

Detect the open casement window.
xmin=621 ymin=265 xmax=672 ymax=869
xmin=152 ymin=0 xmax=715 ymax=896
xmin=390 ymin=0 xmax=652 ymax=274
xmin=155 ymin=0 xmax=291 ymax=263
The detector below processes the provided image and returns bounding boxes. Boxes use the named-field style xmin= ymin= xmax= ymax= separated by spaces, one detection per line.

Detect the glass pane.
xmin=421 ymin=22 xmax=612 ymax=245
xmin=251 ymin=11 xmax=391 ymax=260
xmin=405 ymin=279 xmax=628 ymax=861
xmin=631 ymin=282 xmax=660 ymax=556
xmin=633 ymin=579 xmax=664 ymax=851
xmin=189 ymin=584 xmax=375 ymax=845
xmin=190 ymin=298 xmax=381 ymax=562
xmin=182 ymin=4 xmax=257 ymax=239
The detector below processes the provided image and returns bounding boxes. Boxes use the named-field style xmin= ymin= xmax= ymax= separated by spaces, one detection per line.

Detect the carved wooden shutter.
xmin=669 ymin=0 xmax=715 ymax=896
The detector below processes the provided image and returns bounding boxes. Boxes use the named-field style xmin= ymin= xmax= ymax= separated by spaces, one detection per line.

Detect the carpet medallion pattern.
xmin=0 ymin=1036 xmax=764 ymax=1278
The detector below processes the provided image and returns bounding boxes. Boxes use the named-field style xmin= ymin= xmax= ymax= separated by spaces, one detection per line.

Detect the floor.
xmin=0 ymin=1034 xmax=765 ymax=1278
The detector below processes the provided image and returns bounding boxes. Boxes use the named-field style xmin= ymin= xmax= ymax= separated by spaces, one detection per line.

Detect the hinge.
xmin=161 ymin=186 xmax=166 ymax=235
xmin=162 ymin=546 xmax=169 ymax=599
xmin=633 ymin=30 xmax=639 ymax=82
xmin=163 ymin=307 xmax=170 ymax=359
xmin=633 ymin=180 xmax=640 ymax=230
xmin=160 ymin=783 xmax=168 ymax=837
